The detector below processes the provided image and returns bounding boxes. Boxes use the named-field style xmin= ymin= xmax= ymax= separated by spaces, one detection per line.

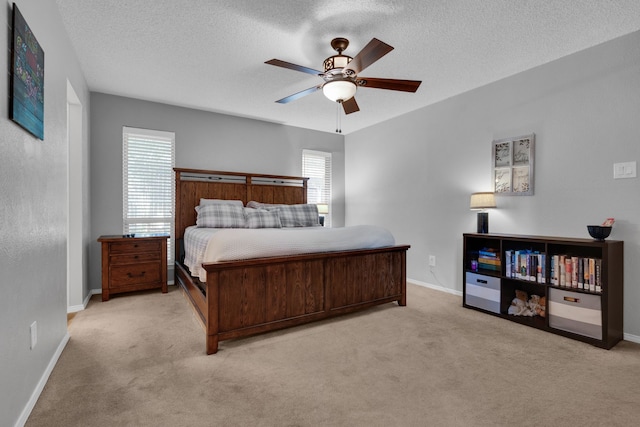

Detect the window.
xmin=302 ymin=149 xmax=332 ymax=227
xmin=123 ymin=127 xmax=175 ymax=263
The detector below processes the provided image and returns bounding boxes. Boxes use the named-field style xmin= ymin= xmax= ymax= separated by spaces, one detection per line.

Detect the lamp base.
xmin=477 ymin=212 xmax=489 ymax=234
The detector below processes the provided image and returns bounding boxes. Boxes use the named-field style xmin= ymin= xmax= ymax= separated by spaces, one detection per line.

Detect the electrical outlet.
xmin=429 ymin=255 xmax=436 ymax=267
xmin=30 ymin=321 xmax=37 ymax=350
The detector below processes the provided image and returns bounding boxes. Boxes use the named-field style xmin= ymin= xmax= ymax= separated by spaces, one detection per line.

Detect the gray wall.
xmin=345 ymin=31 xmax=640 ymax=339
xmin=0 ymin=0 xmax=90 ymax=426
xmin=89 ymin=93 xmax=345 ymax=291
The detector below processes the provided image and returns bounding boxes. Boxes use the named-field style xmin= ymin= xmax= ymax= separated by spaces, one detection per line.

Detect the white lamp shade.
xmin=316 ymin=203 xmax=329 ymax=215
xmin=470 ymin=192 xmax=496 ymax=210
xmin=323 ymin=80 xmax=357 ymax=102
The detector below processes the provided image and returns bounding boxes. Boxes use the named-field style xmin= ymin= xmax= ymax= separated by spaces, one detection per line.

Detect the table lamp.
xmin=317 ymin=204 xmax=329 ymax=226
xmin=470 ymin=192 xmax=496 ymax=233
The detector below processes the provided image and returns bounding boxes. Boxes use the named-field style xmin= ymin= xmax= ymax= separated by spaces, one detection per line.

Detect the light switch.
xmin=613 ymin=161 xmax=637 ymax=179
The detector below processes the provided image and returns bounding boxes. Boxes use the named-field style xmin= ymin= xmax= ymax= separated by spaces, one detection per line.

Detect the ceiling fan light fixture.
xmin=323 ymin=54 xmax=352 ymax=72
xmin=322 ymin=80 xmax=357 ymax=102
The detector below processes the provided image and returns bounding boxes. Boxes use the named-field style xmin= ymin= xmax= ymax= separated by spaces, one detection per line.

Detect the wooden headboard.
xmin=174 ymin=168 xmax=308 ymax=243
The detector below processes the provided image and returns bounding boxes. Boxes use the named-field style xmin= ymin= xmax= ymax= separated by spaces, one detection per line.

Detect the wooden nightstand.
xmin=97 ymin=234 xmax=168 ymax=301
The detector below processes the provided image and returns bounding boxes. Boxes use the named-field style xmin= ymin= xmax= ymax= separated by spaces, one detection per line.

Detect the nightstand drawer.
xmin=110 ymin=262 xmax=162 ymax=288
xmin=110 ymin=252 xmax=160 ymax=265
xmin=109 ymin=240 xmax=161 ymax=255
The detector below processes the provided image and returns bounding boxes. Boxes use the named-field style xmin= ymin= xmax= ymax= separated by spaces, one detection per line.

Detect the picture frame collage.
xmin=492 ymin=134 xmax=535 ymax=196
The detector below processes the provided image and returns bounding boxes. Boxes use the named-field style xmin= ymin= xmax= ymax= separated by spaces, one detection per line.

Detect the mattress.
xmin=183 ymin=225 xmax=396 ymax=282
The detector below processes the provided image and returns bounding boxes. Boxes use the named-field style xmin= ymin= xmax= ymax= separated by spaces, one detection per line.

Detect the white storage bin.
xmin=549 ymin=288 xmax=602 ymax=340
xmin=465 ymin=272 xmax=500 ymax=314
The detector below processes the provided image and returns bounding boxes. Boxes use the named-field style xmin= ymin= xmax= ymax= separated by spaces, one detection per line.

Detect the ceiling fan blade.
xmin=275 ymin=85 xmax=322 ymax=104
xmin=343 ymin=38 xmax=394 ymax=75
xmin=357 ymin=77 xmax=422 ymax=92
xmin=341 ymin=97 xmax=359 ymax=115
xmin=265 ymin=59 xmax=324 ymax=76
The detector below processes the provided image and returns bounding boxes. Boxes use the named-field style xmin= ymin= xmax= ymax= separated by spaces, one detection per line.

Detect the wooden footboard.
xmin=176 ymin=245 xmax=408 ymax=354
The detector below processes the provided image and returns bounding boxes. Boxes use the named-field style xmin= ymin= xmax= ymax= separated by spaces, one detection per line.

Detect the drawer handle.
xmin=127 ymin=272 xmax=146 ymax=278
xmin=564 ymin=296 xmax=580 ymax=303
xmin=476 ymin=279 xmax=488 ymax=284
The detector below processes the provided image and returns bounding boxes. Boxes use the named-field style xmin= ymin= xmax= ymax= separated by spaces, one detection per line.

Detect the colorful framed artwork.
xmin=491 ymin=134 xmax=535 ymax=195
xmin=10 ymin=3 xmax=45 ymax=140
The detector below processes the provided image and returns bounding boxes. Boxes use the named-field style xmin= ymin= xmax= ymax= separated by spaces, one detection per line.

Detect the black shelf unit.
xmin=463 ymin=233 xmax=624 ymax=349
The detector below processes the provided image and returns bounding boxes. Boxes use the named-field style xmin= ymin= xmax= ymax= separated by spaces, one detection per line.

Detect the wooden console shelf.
xmin=463 ymin=233 xmax=623 ymax=349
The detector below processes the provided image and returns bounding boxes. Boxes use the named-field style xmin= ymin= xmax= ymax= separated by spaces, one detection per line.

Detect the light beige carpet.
xmin=27 ymin=284 xmax=640 ymax=426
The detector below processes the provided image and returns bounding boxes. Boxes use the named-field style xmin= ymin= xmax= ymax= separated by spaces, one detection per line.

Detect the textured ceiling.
xmin=55 ymin=0 xmax=640 ymax=134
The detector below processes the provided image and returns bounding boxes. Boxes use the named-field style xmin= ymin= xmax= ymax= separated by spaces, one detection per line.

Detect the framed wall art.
xmin=10 ymin=3 xmax=45 ymax=140
xmin=491 ymin=134 xmax=535 ymax=195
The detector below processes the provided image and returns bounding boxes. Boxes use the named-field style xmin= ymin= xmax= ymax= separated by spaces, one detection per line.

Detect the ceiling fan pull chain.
xmin=336 ymin=102 xmax=342 ymax=133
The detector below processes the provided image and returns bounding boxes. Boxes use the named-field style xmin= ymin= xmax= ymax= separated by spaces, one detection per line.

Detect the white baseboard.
xmin=624 ymin=332 xmax=640 ymax=344
xmin=67 ymin=289 xmax=99 ymax=314
xmin=407 ymin=278 xmax=462 ymax=297
xmin=14 ymin=332 xmax=70 ymax=427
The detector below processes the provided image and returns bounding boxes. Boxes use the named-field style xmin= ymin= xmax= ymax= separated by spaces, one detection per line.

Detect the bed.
xmin=174 ymin=168 xmax=409 ymax=354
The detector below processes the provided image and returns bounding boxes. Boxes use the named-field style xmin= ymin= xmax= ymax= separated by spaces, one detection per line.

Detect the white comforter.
xmin=183 ymin=225 xmax=395 ymax=282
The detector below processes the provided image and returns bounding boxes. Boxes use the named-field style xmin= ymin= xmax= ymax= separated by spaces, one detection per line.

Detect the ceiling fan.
xmin=265 ymin=37 xmax=422 ymax=117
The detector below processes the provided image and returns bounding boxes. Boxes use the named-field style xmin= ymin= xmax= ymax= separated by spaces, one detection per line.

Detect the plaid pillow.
xmin=196 ymin=204 xmax=246 ymax=228
xmin=246 ymin=200 xmax=265 ymax=209
xmin=196 ymin=199 xmax=244 ymax=214
xmin=247 ymin=201 xmax=282 ymax=209
xmin=244 ymin=208 xmax=282 ymax=228
xmin=200 ymin=198 xmax=244 ymax=207
xmin=269 ymin=204 xmax=320 ymax=227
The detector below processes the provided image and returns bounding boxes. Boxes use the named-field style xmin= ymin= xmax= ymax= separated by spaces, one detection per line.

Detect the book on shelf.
xmin=537 ymin=254 xmax=545 ymax=283
xmin=584 ymin=258 xmax=590 ymax=292
xmin=478 ymin=247 xmax=501 ymax=271
xmin=504 ymin=249 xmax=545 ymax=283
xmin=550 ymin=254 xmax=603 ymax=293
xmin=571 ymin=256 xmax=579 ymax=288
xmin=578 ymin=258 xmax=584 ymax=290
xmin=478 ymin=249 xmax=498 ymax=258
xmin=595 ymin=259 xmax=602 ymax=293
xmin=565 ymin=258 xmax=574 ymax=288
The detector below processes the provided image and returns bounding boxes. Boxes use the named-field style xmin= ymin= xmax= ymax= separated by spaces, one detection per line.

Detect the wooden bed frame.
xmin=174 ymin=168 xmax=409 ymax=354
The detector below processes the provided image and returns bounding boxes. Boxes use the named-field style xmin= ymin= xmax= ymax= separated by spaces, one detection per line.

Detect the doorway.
xmin=67 ymin=81 xmax=84 ymax=312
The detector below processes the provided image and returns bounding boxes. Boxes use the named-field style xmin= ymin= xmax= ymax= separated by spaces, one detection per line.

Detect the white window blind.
xmin=302 ymin=149 xmax=332 ymax=227
xmin=123 ymin=127 xmax=175 ymax=263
